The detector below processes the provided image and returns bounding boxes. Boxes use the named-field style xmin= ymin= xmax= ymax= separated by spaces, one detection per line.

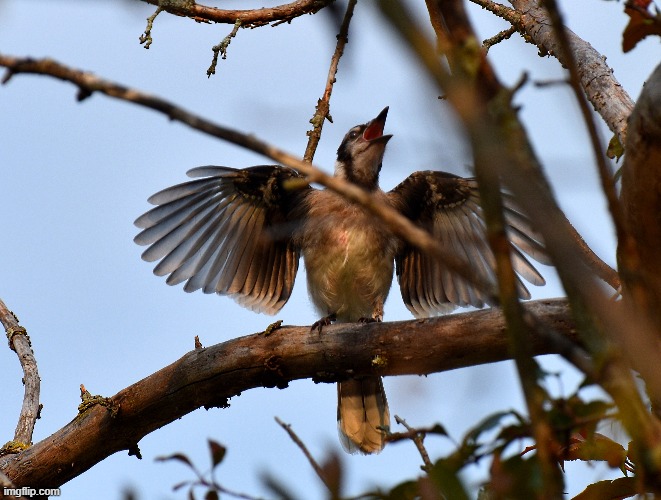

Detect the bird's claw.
xmin=311 ymin=313 xmax=336 ymax=333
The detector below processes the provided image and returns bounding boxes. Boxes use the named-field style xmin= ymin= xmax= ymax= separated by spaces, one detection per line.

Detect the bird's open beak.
xmin=363 ymin=107 xmax=393 ymax=144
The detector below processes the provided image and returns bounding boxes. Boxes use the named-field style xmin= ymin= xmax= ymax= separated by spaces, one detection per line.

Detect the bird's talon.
xmin=311 ymin=313 xmax=336 ymax=333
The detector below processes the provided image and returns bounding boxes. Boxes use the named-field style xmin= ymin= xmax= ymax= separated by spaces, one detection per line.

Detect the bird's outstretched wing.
xmin=388 ymin=170 xmax=550 ymax=318
xmin=134 ymin=165 xmax=311 ymax=314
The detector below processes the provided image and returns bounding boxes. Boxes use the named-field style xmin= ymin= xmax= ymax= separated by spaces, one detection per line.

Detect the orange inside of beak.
xmin=363 ymin=121 xmax=384 ymax=141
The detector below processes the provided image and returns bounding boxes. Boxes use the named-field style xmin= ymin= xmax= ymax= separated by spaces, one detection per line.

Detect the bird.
xmin=133 ymin=107 xmax=549 ymax=454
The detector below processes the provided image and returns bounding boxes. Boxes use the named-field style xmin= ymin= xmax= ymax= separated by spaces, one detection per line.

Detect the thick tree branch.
xmin=471 ymin=0 xmax=635 ymax=147
xmin=139 ymin=0 xmax=334 ymax=28
xmin=619 ymin=63 xmax=661 ymax=317
xmin=0 ymin=299 xmax=576 ymax=488
xmin=0 ymin=53 xmax=498 ymax=303
xmin=619 ymin=63 xmax=661 ymax=416
xmin=0 ymin=299 xmax=40 ymax=450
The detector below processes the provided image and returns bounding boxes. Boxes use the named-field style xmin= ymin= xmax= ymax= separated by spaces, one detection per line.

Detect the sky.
xmin=0 ymin=0 xmax=658 ymax=499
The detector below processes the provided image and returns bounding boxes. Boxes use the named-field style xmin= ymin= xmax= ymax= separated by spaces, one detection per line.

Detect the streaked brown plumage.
xmin=134 ymin=107 xmax=550 ymax=454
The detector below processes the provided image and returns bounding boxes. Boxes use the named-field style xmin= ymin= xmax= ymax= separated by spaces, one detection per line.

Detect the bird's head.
xmin=335 ymin=107 xmax=392 ymax=190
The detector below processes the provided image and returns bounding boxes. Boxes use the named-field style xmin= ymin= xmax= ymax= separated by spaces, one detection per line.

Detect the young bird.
xmin=134 ymin=107 xmax=549 ymax=454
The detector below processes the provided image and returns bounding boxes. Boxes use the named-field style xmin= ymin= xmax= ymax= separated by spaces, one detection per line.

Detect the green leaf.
xmin=571 ymin=476 xmax=639 ymax=500
xmin=155 ymin=453 xmax=194 ymax=469
xmin=208 ymin=439 xmax=226 ymax=468
xmin=488 ymin=452 xmax=545 ymax=498
xmin=465 ymin=410 xmax=518 ymax=445
xmin=428 ymin=459 xmax=470 ymax=500
xmin=320 ymin=452 xmax=343 ymax=500
xmin=385 ymin=480 xmax=419 ymax=500
xmin=565 ymin=433 xmax=627 ymax=468
xmin=607 ymin=134 xmax=624 ymax=161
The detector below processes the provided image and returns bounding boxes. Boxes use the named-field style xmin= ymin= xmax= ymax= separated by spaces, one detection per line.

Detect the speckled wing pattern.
xmin=388 ymin=171 xmax=550 ymax=318
xmin=134 ymin=165 xmax=310 ymax=314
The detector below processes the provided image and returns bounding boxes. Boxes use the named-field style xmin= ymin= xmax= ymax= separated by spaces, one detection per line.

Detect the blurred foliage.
xmin=154 ymin=380 xmax=644 ymax=499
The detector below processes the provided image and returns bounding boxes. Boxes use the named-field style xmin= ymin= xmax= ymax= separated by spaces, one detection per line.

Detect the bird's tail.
xmin=337 ymin=377 xmax=390 ymax=454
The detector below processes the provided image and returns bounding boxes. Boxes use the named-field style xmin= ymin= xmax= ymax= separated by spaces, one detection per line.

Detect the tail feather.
xmin=337 ymin=377 xmax=390 ymax=454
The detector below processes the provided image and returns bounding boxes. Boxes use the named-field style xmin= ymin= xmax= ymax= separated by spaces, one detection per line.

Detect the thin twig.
xmin=392 ymin=416 xmax=433 ymax=471
xmin=139 ymin=6 xmax=163 ymax=49
xmin=0 ymin=298 xmax=40 ymax=447
xmin=208 ymin=20 xmax=242 ymax=77
xmin=274 ymin=417 xmax=331 ymax=491
xmin=482 ymin=26 xmax=516 ymax=53
xmin=303 ymin=0 xmax=357 ymax=163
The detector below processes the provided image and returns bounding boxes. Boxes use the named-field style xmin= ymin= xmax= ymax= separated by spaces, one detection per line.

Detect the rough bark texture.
xmin=509 ymin=0 xmax=635 ymax=145
xmin=140 ymin=0 xmax=334 ymax=27
xmin=0 ymin=300 xmax=41 ymax=448
xmin=0 ymin=299 xmax=575 ymax=489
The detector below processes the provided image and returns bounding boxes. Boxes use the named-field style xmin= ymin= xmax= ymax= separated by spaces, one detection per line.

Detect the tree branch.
xmin=619 ymin=63 xmax=661 ymax=318
xmin=0 ymin=299 xmax=576 ymax=488
xmin=0 ymin=52 xmax=499 ymax=303
xmin=471 ymin=0 xmax=635 ymax=147
xmin=303 ymin=0 xmax=357 ymax=163
xmin=0 ymin=299 xmax=41 ymax=450
xmin=139 ymin=0 xmax=334 ymax=28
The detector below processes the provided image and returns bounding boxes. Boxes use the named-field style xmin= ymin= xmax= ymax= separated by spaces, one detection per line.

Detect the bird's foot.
xmin=358 ymin=316 xmax=382 ymax=324
xmin=311 ymin=313 xmax=336 ymax=333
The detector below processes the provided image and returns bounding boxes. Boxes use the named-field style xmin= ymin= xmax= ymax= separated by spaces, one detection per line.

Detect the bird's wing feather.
xmin=388 ymin=171 xmax=547 ymax=318
xmin=134 ymin=165 xmax=311 ymax=314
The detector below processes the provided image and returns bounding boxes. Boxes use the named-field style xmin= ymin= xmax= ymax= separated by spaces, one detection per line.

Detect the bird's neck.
xmin=334 ymin=160 xmax=381 ymax=191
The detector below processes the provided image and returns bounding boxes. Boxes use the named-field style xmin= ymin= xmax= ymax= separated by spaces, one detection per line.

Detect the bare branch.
xmin=139 ymin=0 xmax=335 ymax=28
xmin=304 ymin=0 xmax=357 ymax=163
xmin=139 ymin=6 xmax=163 ymax=49
xmin=0 ymin=299 xmax=41 ymax=448
xmin=392 ymin=415 xmax=434 ymax=472
xmin=275 ymin=418 xmax=331 ymax=492
xmin=472 ymin=0 xmax=635 ymax=147
xmin=0 ymin=299 xmax=576 ymax=488
xmin=482 ymin=26 xmax=517 ymax=53
xmin=207 ymin=20 xmax=242 ymax=77
xmin=0 ymin=52 xmax=499 ymax=303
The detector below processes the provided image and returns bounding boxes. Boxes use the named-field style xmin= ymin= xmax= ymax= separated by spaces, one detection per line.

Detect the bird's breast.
xmin=297 ymin=191 xmax=397 ymax=321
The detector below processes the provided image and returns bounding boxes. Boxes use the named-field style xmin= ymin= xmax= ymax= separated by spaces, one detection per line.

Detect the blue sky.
xmin=0 ymin=0 xmax=658 ymax=498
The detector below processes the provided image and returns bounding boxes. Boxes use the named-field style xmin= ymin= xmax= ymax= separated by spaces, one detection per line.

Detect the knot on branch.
xmin=0 ymin=441 xmax=30 ymax=457
xmin=263 ymin=355 xmax=290 ymax=389
xmin=5 ymin=325 xmax=28 ymax=351
xmin=371 ymin=354 xmax=389 ymax=370
xmin=128 ymin=443 xmax=143 ymax=460
xmin=77 ymin=384 xmax=119 ymax=417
